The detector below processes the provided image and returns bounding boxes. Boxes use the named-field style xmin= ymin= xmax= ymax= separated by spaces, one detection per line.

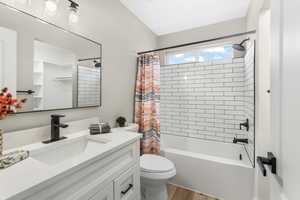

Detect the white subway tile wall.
xmin=244 ymin=44 xmax=255 ymax=165
xmin=78 ymin=66 xmax=101 ymax=107
xmin=160 ymin=58 xmax=248 ymax=143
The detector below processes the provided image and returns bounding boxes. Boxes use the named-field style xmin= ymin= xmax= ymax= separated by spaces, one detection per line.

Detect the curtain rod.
xmin=137 ymin=30 xmax=256 ymax=55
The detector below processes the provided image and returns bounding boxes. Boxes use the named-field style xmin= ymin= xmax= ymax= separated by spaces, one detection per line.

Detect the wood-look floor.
xmin=167 ymin=184 xmax=219 ymax=200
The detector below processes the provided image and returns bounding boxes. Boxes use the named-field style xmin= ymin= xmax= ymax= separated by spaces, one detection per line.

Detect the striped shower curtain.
xmin=134 ymin=53 xmax=160 ymax=155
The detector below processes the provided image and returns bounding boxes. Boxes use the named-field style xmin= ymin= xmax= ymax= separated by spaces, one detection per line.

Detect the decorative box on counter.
xmin=89 ymin=122 xmax=111 ymax=135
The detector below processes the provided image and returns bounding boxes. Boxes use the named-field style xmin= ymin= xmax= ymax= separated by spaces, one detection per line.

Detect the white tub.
xmin=161 ymin=134 xmax=254 ymax=200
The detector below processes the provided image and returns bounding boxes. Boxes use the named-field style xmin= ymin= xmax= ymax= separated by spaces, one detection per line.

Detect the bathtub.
xmin=161 ymin=134 xmax=254 ymax=200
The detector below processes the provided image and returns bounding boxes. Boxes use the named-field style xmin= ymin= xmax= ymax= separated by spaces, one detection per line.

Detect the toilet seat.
xmin=141 ymin=154 xmax=175 ymax=173
xmin=140 ymin=154 xmax=176 ymax=180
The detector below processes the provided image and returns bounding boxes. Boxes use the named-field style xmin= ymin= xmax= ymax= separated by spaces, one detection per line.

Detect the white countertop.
xmin=0 ymin=129 xmax=141 ymax=200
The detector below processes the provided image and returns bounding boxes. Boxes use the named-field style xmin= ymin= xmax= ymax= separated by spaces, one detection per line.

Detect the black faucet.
xmin=240 ymin=119 xmax=249 ymax=131
xmin=233 ymin=137 xmax=249 ymax=144
xmin=43 ymin=114 xmax=69 ymax=144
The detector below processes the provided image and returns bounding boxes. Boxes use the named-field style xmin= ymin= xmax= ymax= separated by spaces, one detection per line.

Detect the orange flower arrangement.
xmin=0 ymin=87 xmax=27 ymax=120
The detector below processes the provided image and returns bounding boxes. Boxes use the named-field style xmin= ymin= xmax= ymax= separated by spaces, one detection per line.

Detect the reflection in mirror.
xmin=33 ymin=40 xmax=75 ymax=111
xmin=77 ymin=65 xmax=101 ymax=107
xmin=0 ymin=2 xmax=102 ymax=113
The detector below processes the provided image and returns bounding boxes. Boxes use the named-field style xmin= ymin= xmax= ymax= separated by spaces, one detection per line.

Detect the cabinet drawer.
xmin=89 ymin=182 xmax=113 ymax=200
xmin=114 ymin=164 xmax=140 ymax=200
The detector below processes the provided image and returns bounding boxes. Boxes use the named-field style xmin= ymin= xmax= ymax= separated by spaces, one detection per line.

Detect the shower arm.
xmin=240 ymin=38 xmax=250 ymax=46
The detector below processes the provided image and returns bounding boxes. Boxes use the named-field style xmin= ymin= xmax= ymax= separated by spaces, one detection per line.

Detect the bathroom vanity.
xmin=0 ymin=124 xmax=141 ymax=200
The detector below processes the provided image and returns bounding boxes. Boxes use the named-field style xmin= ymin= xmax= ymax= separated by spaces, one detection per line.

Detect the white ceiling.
xmin=120 ymin=0 xmax=251 ymax=35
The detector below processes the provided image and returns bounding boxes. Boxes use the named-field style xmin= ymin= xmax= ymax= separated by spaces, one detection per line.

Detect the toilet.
xmin=140 ymin=154 xmax=176 ymax=200
xmin=123 ymin=124 xmax=176 ymax=200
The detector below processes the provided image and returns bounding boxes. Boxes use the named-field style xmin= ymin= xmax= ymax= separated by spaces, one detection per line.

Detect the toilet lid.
xmin=140 ymin=154 xmax=175 ymax=173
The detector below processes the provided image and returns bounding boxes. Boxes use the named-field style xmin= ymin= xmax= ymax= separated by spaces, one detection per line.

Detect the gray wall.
xmin=0 ymin=0 xmax=157 ymax=132
xmin=157 ymin=18 xmax=247 ymax=48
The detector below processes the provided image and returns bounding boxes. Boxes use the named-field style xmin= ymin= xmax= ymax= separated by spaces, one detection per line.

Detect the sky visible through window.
xmin=167 ymin=45 xmax=233 ymax=65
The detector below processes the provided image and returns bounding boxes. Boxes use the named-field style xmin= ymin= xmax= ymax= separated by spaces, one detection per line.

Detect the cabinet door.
xmin=89 ymin=182 xmax=113 ymax=200
xmin=114 ymin=165 xmax=140 ymax=200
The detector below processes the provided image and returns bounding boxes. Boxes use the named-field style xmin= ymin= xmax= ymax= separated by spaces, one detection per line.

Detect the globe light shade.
xmin=45 ymin=0 xmax=57 ymax=13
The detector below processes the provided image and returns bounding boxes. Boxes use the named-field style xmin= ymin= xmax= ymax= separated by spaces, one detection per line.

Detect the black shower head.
xmin=94 ymin=60 xmax=101 ymax=68
xmin=233 ymin=38 xmax=250 ymax=51
xmin=233 ymin=44 xmax=246 ymax=51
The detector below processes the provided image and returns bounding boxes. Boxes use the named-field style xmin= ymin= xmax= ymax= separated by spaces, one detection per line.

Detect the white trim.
xmin=270 ymin=0 xmax=283 ymax=175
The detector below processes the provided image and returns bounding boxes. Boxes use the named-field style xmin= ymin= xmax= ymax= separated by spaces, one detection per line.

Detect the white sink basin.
xmin=30 ymin=135 xmax=111 ymax=165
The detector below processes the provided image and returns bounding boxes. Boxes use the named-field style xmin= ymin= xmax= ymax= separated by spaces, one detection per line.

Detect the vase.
xmin=0 ymin=129 xmax=2 ymax=155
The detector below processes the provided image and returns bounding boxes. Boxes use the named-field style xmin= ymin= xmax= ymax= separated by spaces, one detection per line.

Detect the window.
xmin=166 ymin=45 xmax=233 ymax=65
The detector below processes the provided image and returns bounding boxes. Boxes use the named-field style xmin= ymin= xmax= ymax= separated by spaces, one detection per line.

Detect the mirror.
xmin=0 ymin=2 xmax=102 ymax=113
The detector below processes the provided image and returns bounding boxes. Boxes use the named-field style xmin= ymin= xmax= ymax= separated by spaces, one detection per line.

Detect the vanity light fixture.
xmin=68 ymin=0 xmax=79 ymax=24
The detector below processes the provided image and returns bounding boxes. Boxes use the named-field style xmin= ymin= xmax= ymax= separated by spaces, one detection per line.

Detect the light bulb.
xmin=45 ymin=0 xmax=57 ymax=13
xmin=69 ymin=9 xmax=79 ymax=24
